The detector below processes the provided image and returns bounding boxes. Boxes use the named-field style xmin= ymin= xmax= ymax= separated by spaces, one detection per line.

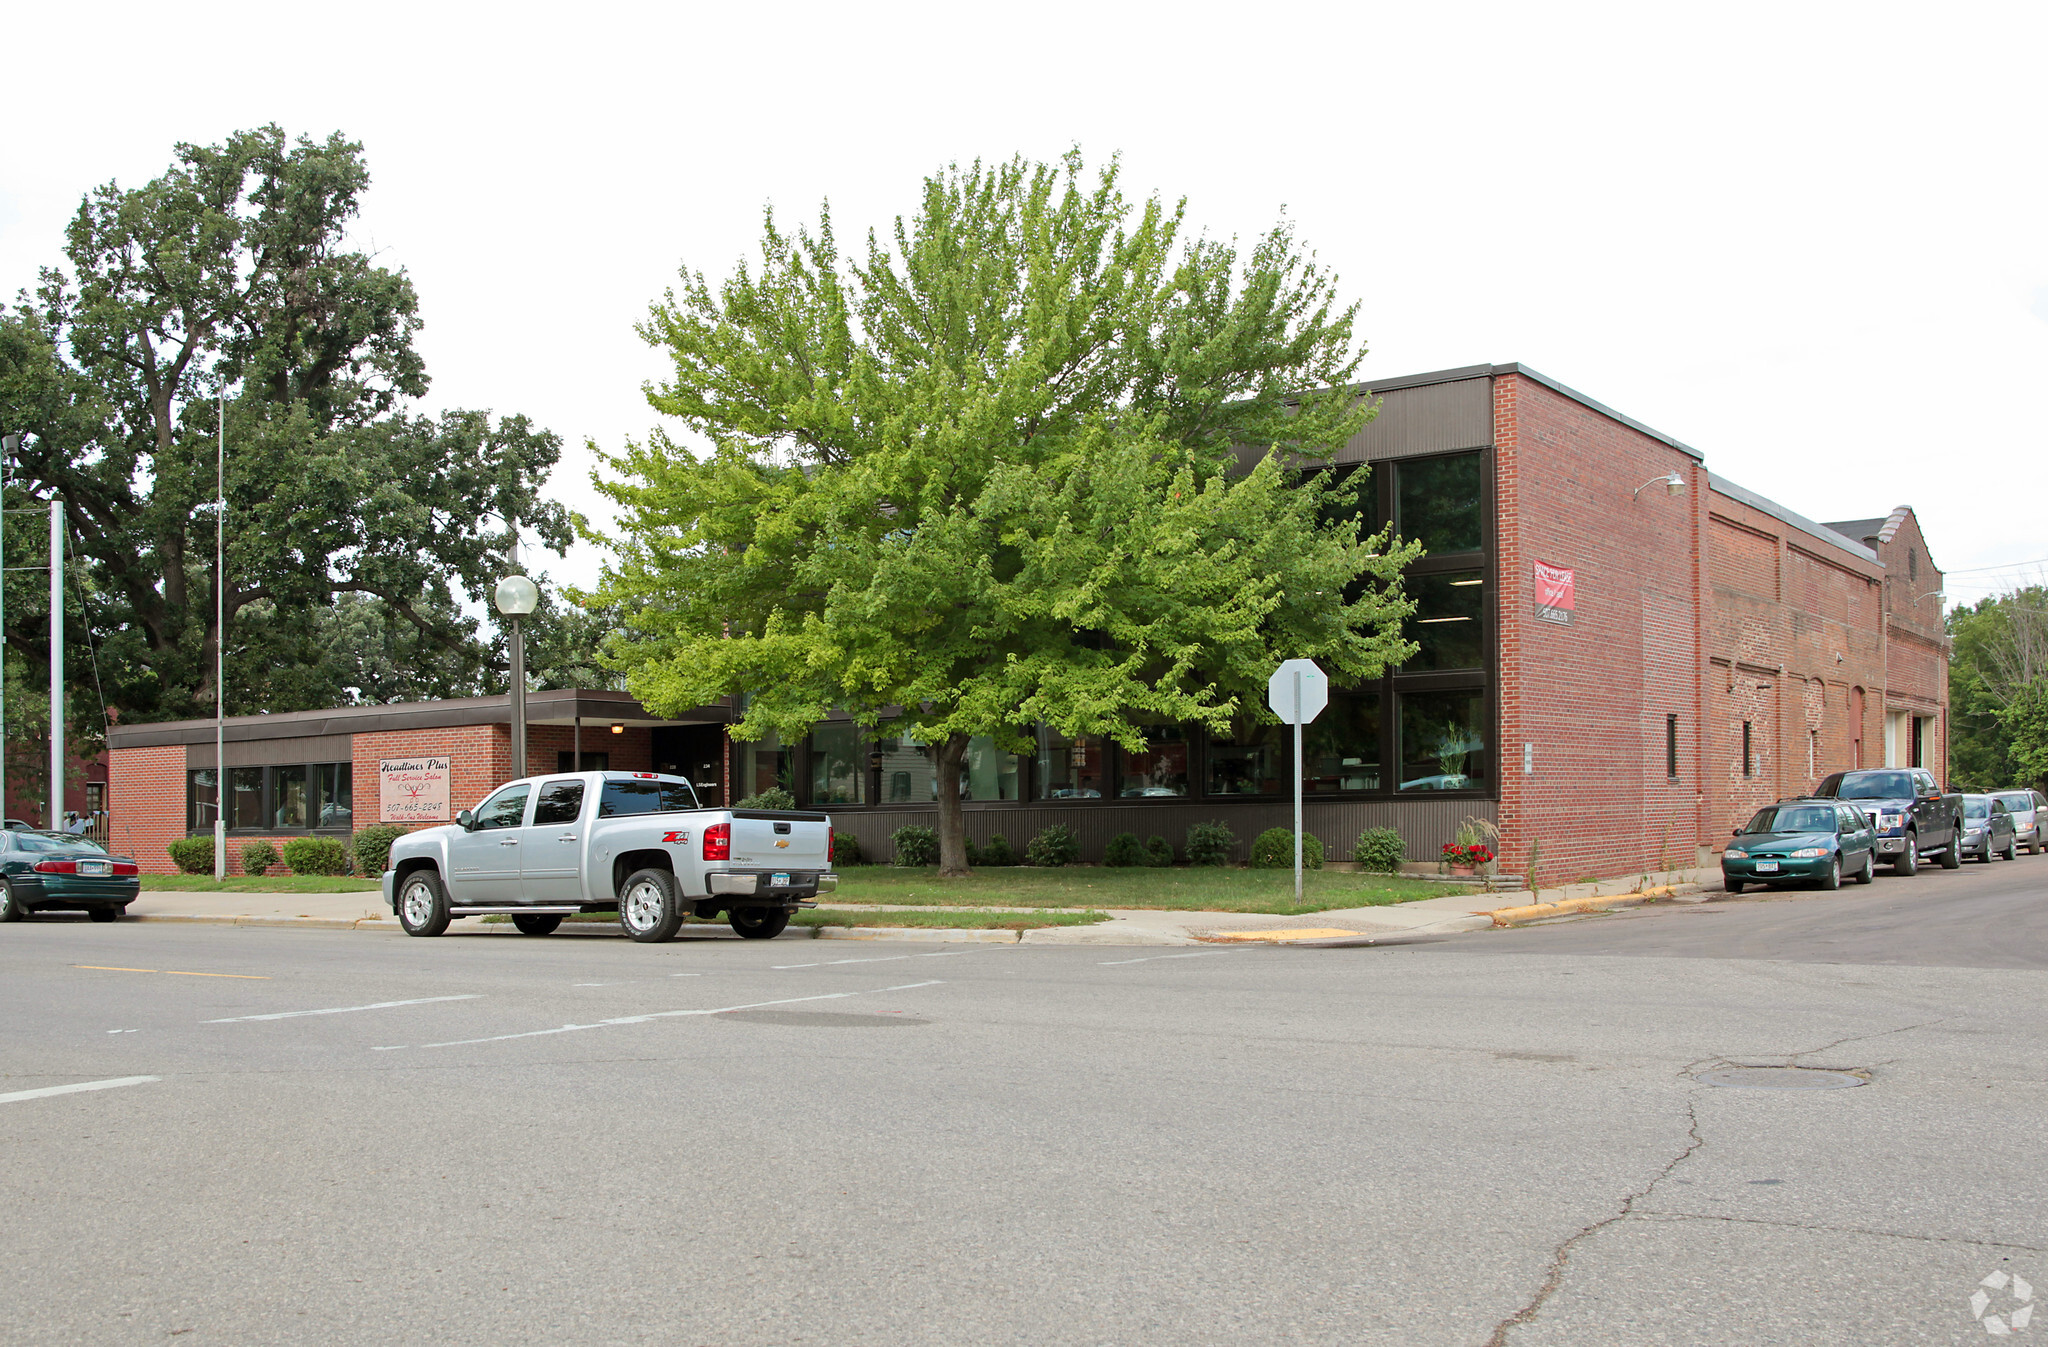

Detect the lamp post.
xmin=0 ymin=432 xmax=13 ymax=826
xmin=494 ymin=573 xmax=540 ymax=778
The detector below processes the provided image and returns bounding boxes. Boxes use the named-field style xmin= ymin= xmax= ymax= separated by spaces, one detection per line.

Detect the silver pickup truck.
xmin=381 ymin=771 xmax=837 ymax=942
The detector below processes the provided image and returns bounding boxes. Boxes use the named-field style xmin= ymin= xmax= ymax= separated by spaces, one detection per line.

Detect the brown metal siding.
xmin=1334 ymin=378 xmax=1494 ymax=465
xmin=188 ymin=735 xmax=354 ymax=769
xmin=829 ymin=798 xmax=1496 ymax=866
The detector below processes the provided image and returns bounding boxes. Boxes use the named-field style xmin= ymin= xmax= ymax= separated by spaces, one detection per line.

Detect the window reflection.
xmin=1305 ymin=691 xmax=1381 ymax=792
xmin=875 ymin=732 xmax=935 ymax=803
xmin=962 ymin=736 xmax=1019 ymax=801
xmin=1398 ymin=689 xmax=1487 ymax=791
xmin=737 ymin=731 xmax=793 ymax=801
xmin=189 ymin=769 xmax=219 ymax=831
xmin=1396 ymin=452 xmax=1483 ymax=554
xmin=228 ymin=767 xmax=263 ymax=830
xmin=273 ymin=765 xmax=309 ymax=830
xmin=1207 ymin=722 xmax=1285 ymax=796
xmin=1035 ymin=729 xmax=1104 ymax=799
xmin=1117 ymin=726 xmax=1189 ymax=798
xmin=1403 ymin=571 xmax=1485 ymax=670
xmin=808 ymin=723 xmax=865 ymax=805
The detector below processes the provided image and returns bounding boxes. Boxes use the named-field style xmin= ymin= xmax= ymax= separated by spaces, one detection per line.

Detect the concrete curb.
xmin=128 ymin=913 xmax=397 ymax=931
xmin=1484 ymin=884 xmax=1693 ymax=927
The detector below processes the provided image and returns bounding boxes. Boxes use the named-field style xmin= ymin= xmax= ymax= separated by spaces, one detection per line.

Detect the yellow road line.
xmin=73 ymin=964 xmax=269 ymax=980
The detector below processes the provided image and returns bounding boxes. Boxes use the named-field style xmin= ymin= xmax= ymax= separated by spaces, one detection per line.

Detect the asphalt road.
xmin=1 ymin=852 xmax=2043 ymax=1346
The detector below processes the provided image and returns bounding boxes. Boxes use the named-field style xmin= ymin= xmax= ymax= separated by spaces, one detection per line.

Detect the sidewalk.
xmin=123 ymin=867 xmax=1712 ymax=944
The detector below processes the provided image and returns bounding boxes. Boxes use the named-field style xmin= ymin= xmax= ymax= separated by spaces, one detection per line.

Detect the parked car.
xmin=1812 ymin=768 xmax=1964 ymax=874
xmin=4 ymin=818 xmax=31 ymax=831
xmin=0 ymin=832 xmax=142 ymax=921
xmin=1722 ymin=798 xmax=1879 ymax=893
xmin=384 ymin=771 xmax=836 ymax=942
xmin=1994 ymin=789 xmax=2046 ymax=855
xmin=1957 ymin=794 xmax=2018 ymax=863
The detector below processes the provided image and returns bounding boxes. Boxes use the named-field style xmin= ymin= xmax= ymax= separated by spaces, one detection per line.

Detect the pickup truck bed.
xmin=381 ymin=771 xmax=838 ymax=942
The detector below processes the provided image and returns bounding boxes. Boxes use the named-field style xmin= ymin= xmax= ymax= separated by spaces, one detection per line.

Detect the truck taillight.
xmin=827 ymin=833 xmax=834 ymax=863
xmin=703 ymin=822 xmax=730 ymax=862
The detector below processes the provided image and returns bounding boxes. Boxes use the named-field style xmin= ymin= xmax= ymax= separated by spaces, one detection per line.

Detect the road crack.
xmin=1483 ymin=1093 xmax=1706 ymax=1347
xmin=1788 ymin=1016 xmax=1949 ymax=1062
xmin=1630 ymin=1210 xmax=2048 ymax=1253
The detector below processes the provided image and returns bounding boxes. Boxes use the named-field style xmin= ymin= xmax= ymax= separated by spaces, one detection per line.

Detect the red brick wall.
xmin=1494 ymin=374 xmax=1706 ymax=885
xmin=1871 ymin=511 xmax=1949 ymax=779
xmin=1704 ymin=485 xmax=1887 ymax=835
xmin=107 ymin=745 xmax=186 ymax=874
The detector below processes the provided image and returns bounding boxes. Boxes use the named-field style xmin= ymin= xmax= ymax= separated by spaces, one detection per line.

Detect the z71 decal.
xmin=662 ymin=830 xmax=690 ymax=844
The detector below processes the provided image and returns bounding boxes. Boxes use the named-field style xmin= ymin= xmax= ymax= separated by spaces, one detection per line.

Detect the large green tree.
xmin=1950 ymin=588 xmax=2048 ymax=789
xmin=594 ymin=152 xmax=1418 ymax=874
xmin=0 ymin=126 xmax=575 ymax=729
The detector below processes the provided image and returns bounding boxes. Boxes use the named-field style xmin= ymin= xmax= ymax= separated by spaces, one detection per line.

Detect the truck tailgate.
xmin=728 ymin=812 xmax=832 ymax=870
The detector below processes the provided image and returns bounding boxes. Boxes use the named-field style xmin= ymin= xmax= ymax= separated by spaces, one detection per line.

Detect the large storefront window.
xmin=875 ymin=732 xmax=936 ymax=803
xmin=1207 ymin=722 xmax=1285 ymax=796
xmin=961 ymin=736 xmax=1019 ymax=801
xmin=317 ymin=764 xmax=353 ymax=828
xmin=184 ymin=762 xmax=354 ymax=834
xmin=1117 ymin=726 xmax=1189 ymax=798
xmin=808 ymin=723 xmax=865 ymax=805
xmin=1396 ymin=452 xmax=1483 ymax=555
xmin=1304 ymin=690 xmax=1382 ymax=792
xmin=189 ymin=769 xmax=219 ymax=831
xmin=1035 ymin=729 xmax=1105 ymax=799
xmin=273 ymin=765 xmax=310 ymax=830
xmin=736 ymin=731 xmax=792 ymax=801
xmin=1403 ymin=571 xmax=1485 ymax=671
xmin=1398 ymin=689 xmax=1488 ymax=792
xmin=228 ymin=767 xmax=264 ymax=830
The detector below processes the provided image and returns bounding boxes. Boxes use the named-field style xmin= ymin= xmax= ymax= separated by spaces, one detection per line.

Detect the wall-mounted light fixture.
xmin=1633 ymin=472 xmax=1687 ymax=500
xmin=610 ymin=722 xmax=625 ymax=735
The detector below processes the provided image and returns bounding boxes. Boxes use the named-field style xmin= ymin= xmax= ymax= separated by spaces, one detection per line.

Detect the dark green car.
xmin=1722 ymin=799 xmax=1879 ymax=893
xmin=0 ymin=832 xmax=141 ymax=922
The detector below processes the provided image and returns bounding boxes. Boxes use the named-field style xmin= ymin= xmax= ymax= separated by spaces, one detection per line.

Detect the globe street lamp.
xmin=494 ymin=573 xmax=540 ymax=778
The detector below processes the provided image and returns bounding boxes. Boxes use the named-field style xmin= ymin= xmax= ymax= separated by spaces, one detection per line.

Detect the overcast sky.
xmin=4 ymin=0 xmax=2042 ymax=608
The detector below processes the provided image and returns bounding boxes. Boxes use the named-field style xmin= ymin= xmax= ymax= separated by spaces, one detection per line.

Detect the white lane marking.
xmin=1098 ymin=952 xmax=1227 ymax=966
xmin=668 ymin=973 xmax=701 ymax=978
xmin=571 ymin=983 xmax=615 ymax=987
xmin=776 ymin=950 xmax=969 ymax=970
xmin=0 ymin=1076 xmax=159 ymax=1105
xmin=203 ymin=994 xmax=482 ymax=1024
xmin=106 ymin=1029 xmax=139 ymax=1034
xmin=411 ymin=981 xmax=946 ymax=1050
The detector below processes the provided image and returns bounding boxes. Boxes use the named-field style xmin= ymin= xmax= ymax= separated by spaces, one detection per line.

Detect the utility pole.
xmin=214 ymin=395 xmax=226 ymax=881
xmin=0 ymin=431 xmax=12 ymax=826
xmin=49 ymin=499 xmax=62 ymax=831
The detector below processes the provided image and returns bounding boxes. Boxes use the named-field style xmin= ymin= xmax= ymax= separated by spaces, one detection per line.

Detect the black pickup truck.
xmin=1813 ymin=768 xmax=1964 ymax=875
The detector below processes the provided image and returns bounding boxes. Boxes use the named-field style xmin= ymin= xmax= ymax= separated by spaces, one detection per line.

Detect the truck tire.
xmin=397 ymin=870 xmax=452 ymax=937
xmin=1941 ymin=835 xmax=1963 ymax=868
xmin=619 ymin=868 xmax=683 ymax=943
xmin=513 ymin=913 xmax=563 ymax=936
xmin=730 ymin=907 xmax=791 ymax=940
xmin=1893 ymin=837 xmax=1918 ymax=876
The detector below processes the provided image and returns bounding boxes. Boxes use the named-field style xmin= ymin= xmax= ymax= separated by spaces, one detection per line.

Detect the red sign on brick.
xmin=1534 ymin=561 xmax=1575 ymax=625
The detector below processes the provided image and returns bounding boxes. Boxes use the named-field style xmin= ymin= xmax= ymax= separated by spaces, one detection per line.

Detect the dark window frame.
xmin=186 ymin=761 xmax=355 ymax=837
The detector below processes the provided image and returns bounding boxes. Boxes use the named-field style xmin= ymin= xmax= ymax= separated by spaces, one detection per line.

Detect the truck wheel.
xmin=1893 ymin=838 xmax=1918 ymax=876
xmin=513 ymin=913 xmax=563 ymax=936
xmin=397 ymin=871 xmax=452 ymax=937
xmin=619 ymin=869 xmax=683 ymax=943
xmin=1941 ymin=836 xmax=1963 ymax=868
xmin=0 ymin=881 xmax=24 ymax=921
xmin=730 ymin=907 xmax=791 ymax=940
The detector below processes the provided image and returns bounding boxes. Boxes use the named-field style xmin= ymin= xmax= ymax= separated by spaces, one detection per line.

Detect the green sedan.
xmin=1722 ymin=799 xmax=1879 ymax=893
xmin=0 ymin=832 xmax=142 ymax=922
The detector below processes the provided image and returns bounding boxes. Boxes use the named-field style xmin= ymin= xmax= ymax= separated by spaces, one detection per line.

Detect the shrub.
xmin=1353 ymin=827 xmax=1407 ymax=874
xmin=1103 ymin=832 xmax=1146 ymax=867
xmin=1185 ymin=820 xmax=1235 ymax=867
xmin=352 ymin=824 xmax=409 ymax=877
xmin=1250 ymin=827 xmax=1324 ymax=870
xmin=891 ymin=825 xmax=939 ymax=867
xmin=1025 ymin=823 xmax=1080 ymax=868
xmin=166 ymin=836 xmax=214 ymax=875
xmin=239 ymin=841 xmax=279 ymax=878
xmin=282 ymin=836 xmax=351 ymax=876
xmin=979 ymin=833 xmax=1018 ymax=866
xmin=734 ymin=786 xmax=796 ymax=810
xmin=831 ymin=832 xmax=863 ymax=866
xmin=1144 ymin=835 xmax=1174 ymax=867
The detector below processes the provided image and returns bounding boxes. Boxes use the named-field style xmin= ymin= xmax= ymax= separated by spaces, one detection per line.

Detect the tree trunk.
xmin=934 ymin=733 xmax=972 ymax=878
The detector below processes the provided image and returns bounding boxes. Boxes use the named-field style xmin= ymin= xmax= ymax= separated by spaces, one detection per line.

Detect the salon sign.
xmin=1534 ymin=561 xmax=1575 ymax=625
xmin=379 ymin=756 xmax=451 ymax=823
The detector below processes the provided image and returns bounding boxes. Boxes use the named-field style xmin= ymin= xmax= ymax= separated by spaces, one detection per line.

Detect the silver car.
xmin=1995 ymin=789 xmax=2047 ymax=856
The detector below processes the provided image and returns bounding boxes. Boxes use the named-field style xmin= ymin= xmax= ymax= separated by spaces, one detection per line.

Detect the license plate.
xmin=79 ymin=860 xmax=110 ymax=876
xmin=771 ymin=872 xmax=791 ymax=888
xmin=1755 ymin=861 xmax=1779 ymax=873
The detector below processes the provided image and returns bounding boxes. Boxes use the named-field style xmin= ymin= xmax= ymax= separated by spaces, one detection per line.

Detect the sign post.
xmin=1267 ymin=659 xmax=1329 ymax=904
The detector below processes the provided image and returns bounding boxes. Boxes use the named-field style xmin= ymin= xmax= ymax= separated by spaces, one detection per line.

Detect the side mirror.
xmin=1731 ymin=826 xmax=1742 ymax=837
xmin=456 ymin=809 xmax=475 ymax=832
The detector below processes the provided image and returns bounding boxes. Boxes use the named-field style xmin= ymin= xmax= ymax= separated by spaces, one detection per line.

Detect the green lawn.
xmin=141 ymin=874 xmax=383 ymax=893
xmin=824 ymin=866 xmax=1460 ymax=914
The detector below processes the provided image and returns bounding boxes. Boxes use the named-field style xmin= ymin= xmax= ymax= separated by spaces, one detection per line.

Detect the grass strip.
xmin=140 ymin=875 xmax=383 ymax=893
xmin=821 ymin=866 xmax=1460 ymax=913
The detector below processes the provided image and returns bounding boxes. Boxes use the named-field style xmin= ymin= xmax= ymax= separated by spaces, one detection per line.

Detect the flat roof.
xmin=106 ymin=689 xmax=734 ymax=750
xmin=1709 ymin=475 xmax=1879 ymax=564
xmin=1338 ymin=362 xmax=1707 ymax=462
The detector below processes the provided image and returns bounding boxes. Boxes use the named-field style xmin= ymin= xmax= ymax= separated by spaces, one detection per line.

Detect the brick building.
xmin=102 ymin=364 xmax=1948 ymax=881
